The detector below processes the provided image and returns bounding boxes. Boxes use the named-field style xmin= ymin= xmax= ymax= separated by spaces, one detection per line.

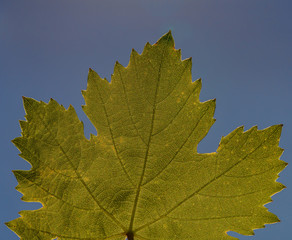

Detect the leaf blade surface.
xmin=7 ymin=32 xmax=286 ymax=240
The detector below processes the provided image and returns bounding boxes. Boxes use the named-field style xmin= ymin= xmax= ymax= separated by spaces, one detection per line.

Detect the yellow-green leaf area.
xmin=7 ymin=32 xmax=286 ymax=240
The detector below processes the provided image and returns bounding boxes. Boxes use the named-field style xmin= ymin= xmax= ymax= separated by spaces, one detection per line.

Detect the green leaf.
xmin=7 ymin=32 xmax=286 ymax=240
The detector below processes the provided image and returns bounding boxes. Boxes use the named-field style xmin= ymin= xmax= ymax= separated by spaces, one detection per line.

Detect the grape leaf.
xmin=7 ymin=32 xmax=286 ymax=240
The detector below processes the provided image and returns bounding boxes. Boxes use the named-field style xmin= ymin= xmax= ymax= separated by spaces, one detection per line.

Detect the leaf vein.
xmin=135 ymin=127 xmax=279 ymax=232
xmin=142 ymin=106 xmax=210 ymax=186
xmin=129 ymin=37 xmax=171 ymax=231
xmin=24 ymin=100 xmax=127 ymax=232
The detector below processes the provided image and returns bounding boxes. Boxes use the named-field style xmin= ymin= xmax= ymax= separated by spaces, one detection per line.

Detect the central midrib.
xmin=128 ymin=42 xmax=169 ymax=233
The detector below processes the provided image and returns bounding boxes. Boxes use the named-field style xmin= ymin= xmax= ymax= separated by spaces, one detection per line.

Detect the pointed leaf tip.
xmin=115 ymin=61 xmax=122 ymax=67
xmin=156 ymin=31 xmax=174 ymax=47
xmin=88 ymin=68 xmax=98 ymax=79
xmin=22 ymin=97 xmax=39 ymax=112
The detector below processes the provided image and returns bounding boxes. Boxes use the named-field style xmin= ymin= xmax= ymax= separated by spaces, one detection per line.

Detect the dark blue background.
xmin=1 ymin=0 xmax=291 ymax=239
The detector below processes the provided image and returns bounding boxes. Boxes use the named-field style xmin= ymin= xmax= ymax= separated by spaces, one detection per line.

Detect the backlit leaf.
xmin=7 ymin=32 xmax=286 ymax=240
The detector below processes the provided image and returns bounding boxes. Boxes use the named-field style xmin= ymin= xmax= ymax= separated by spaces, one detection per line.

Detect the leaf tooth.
xmin=67 ymin=104 xmax=75 ymax=112
xmin=275 ymin=181 xmax=286 ymax=191
xmin=11 ymin=136 xmax=24 ymax=149
xmin=114 ymin=60 xmax=126 ymax=72
xmin=243 ymin=125 xmax=258 ymax=134
xmin=261 ymin=124 xmax=282 ymax=133
xmin=81 ymin=104 xmax=86 ymax=112
xmin=155 ymin=30 xmax=174 ymax=48
xmin=193 ymin=76 xmax=201 ymax=85
xmin=219 ymin=126 xmax=244 ymax=147
xmin=191 ymin=77 xmax=202 ymax=100
xmin=182 ymin=57 xmax=192 ymax=81
xmin=12 ymin=137 xmax=39 ymax=167
xmin=141 ymin=42 xmax=152 ymax=55
xmin=131 ymin=48 xmax=139 ymax=55
xmin=129 ymin=48 xmax=140 ymax=65
xmin=261 ymin=209 xmax=280 ymax=224
xmin=88 ymin=67 xmax=98 ymax=79
xmin=48 ymin=98 xmax=65 ymax=112
xmin=115 ymin=60 xmax=121 ymax=67
xmin=283 ymin=160 xmax=288 ymax=166
xmin=87 ymin=67 xmax=107 ymax=85
xmin=112 ymin=61 xmax=126 ymax=87
xmin=257 ymin=124 xmax=283 ymax=146
xmin=175 ymin=48 xmax=182 ymax=60
xmin=22 ymin=96 xmax=40 ymax=116
xmin=272 ymin=124 xmax=283 ymax=142
xmin=48 ymin=98 xmax=54 ymax=103
xmin=208 ymin=98 xmax=216 ymax=108
xmin=201 ymin=97 xmax=216 ymax=109
xmin=183 ymin=56 xmax=192 ymax=64
xmin=19 ymin=120 xmax=27 ymax=131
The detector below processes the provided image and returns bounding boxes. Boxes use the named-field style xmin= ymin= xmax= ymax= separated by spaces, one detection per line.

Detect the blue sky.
xmin=0 ymin=0 xmax=291 ymax=239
